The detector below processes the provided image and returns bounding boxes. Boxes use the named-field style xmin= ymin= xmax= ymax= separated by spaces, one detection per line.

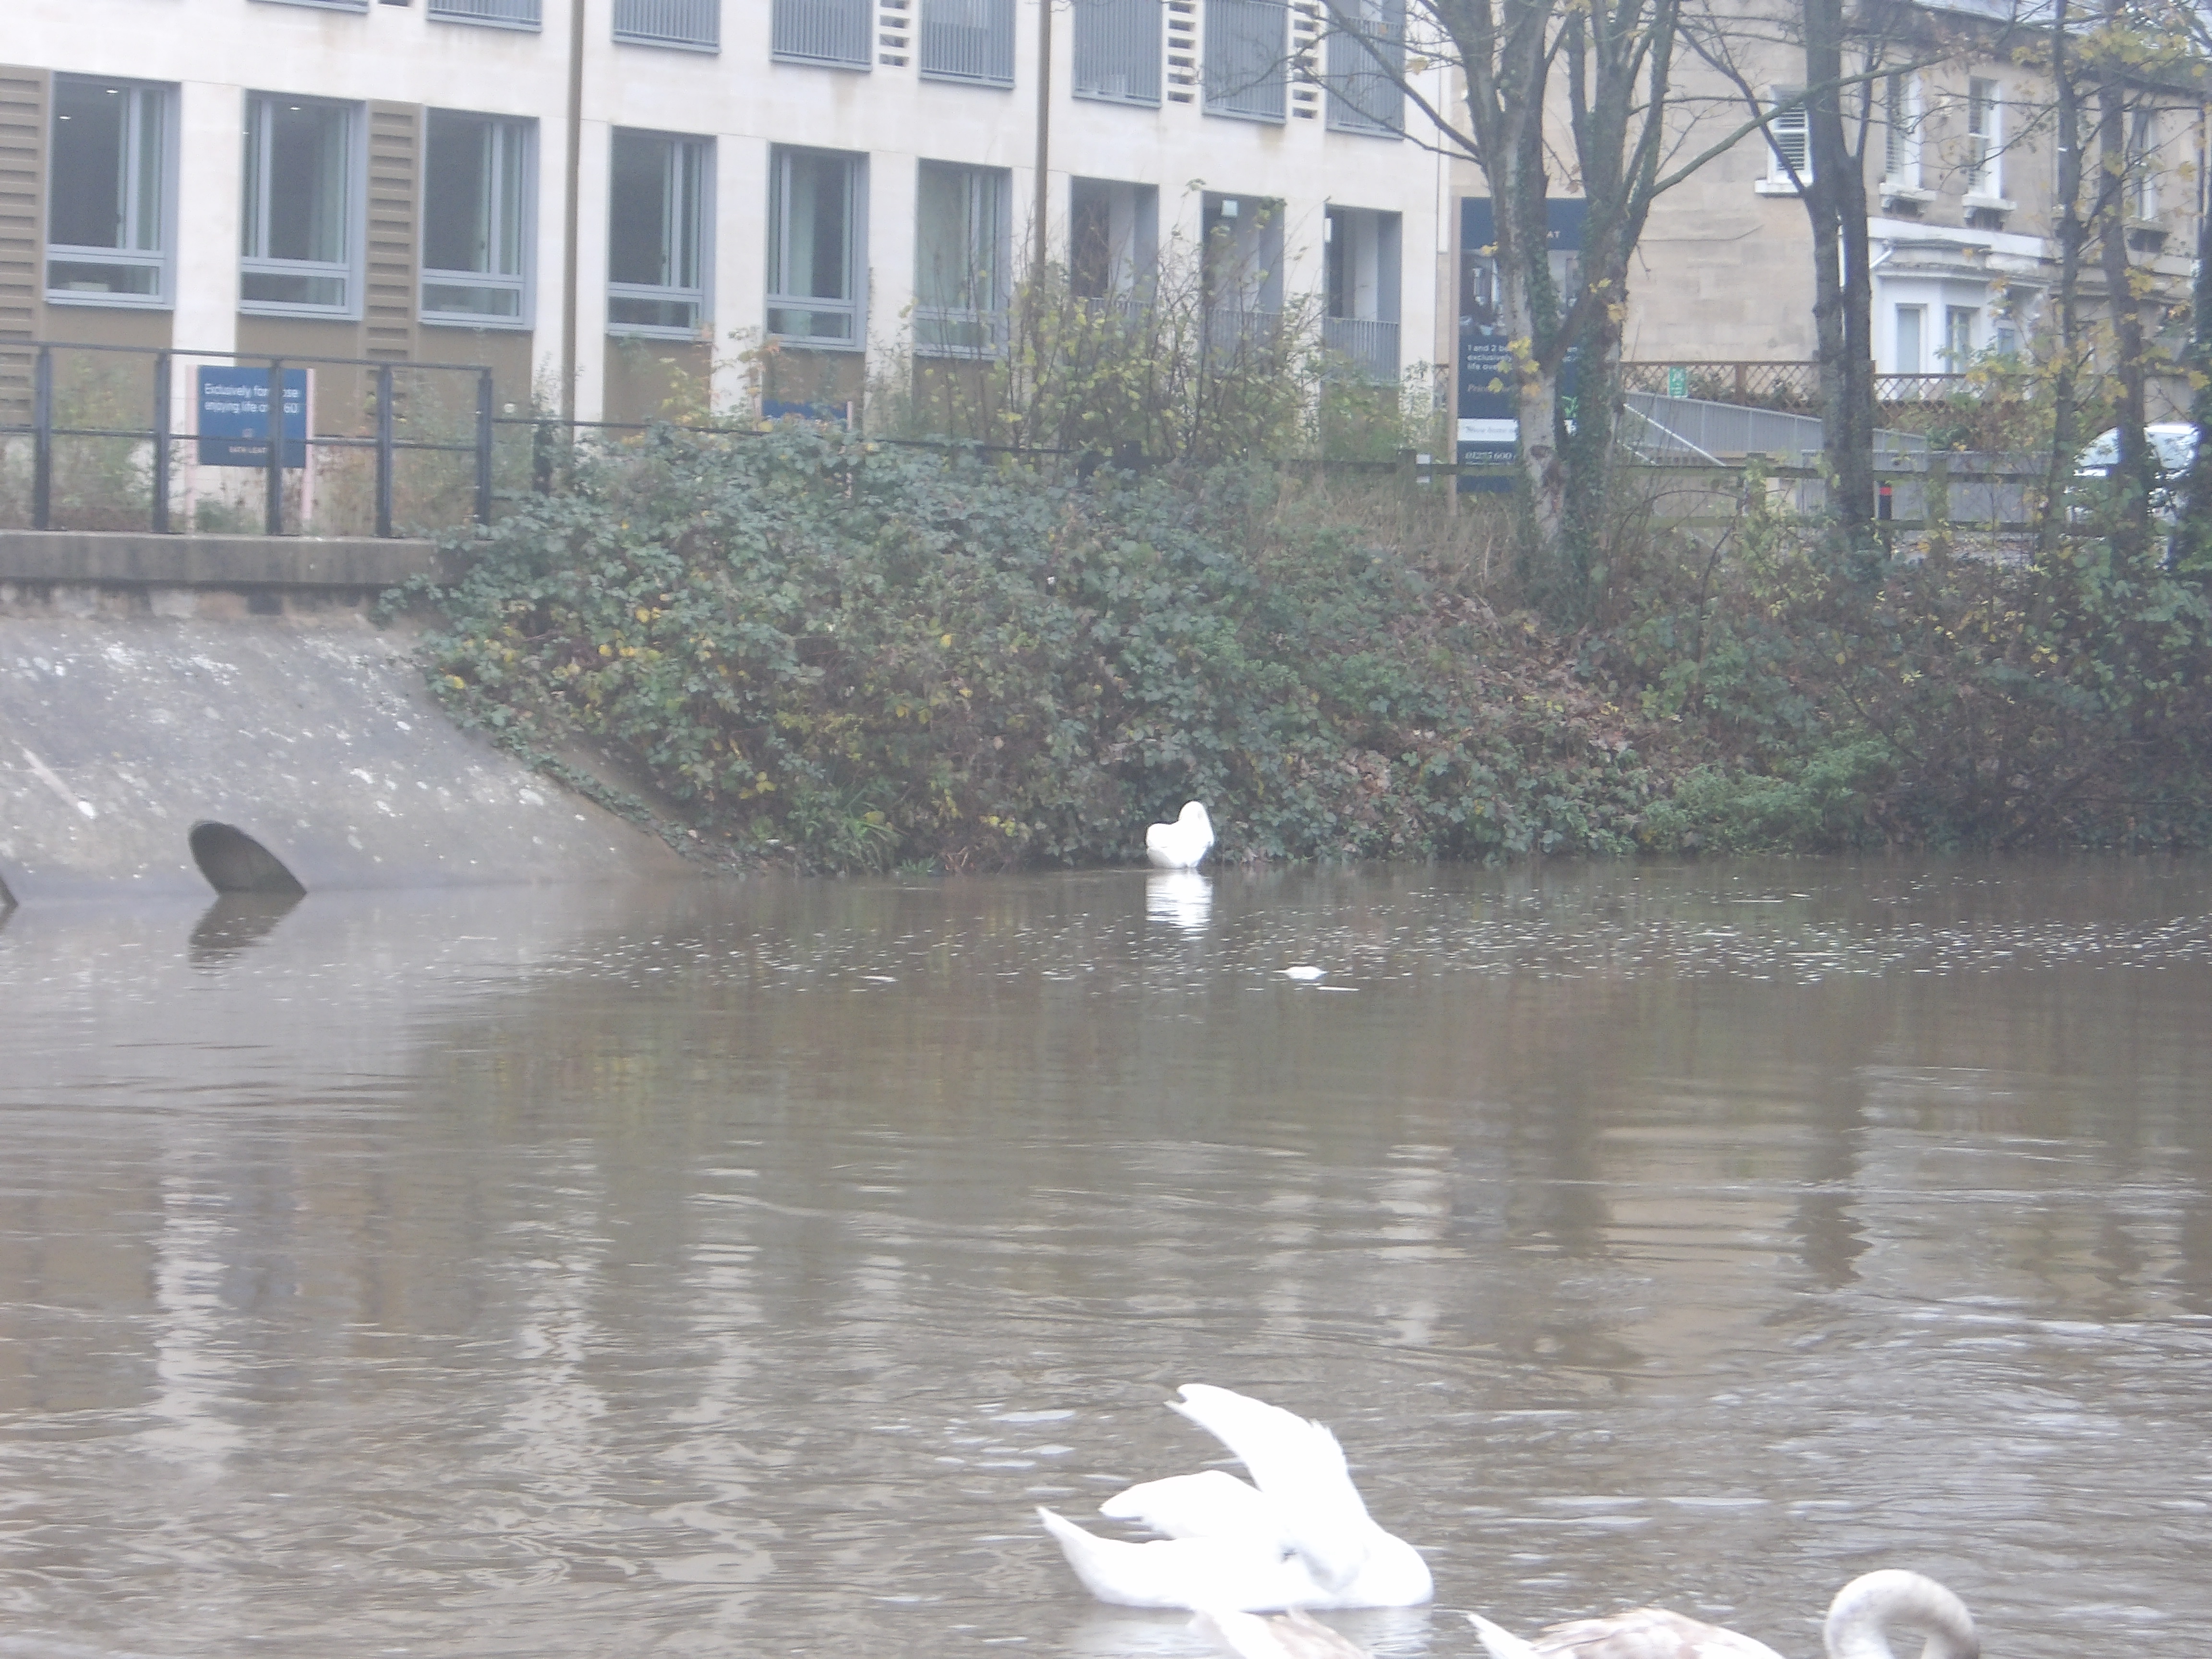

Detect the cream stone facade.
xmin=3 ymin=0 xmax=1453 ymax=429
xmin=1446 ymin=0 xmax=2204 ymax=390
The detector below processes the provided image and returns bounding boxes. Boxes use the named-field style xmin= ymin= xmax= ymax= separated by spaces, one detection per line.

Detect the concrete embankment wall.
xmin=0 ymin=530 xmax=690 ymax=903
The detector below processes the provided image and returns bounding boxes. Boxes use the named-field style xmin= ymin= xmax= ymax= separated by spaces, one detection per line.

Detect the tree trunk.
xmin=1800 ymin=0 xmax=1877 ymax=576
xmin=2039 ymin=0 xmax=2086 ymax=559
xmin=2095 ymin=66 xmax=2151 ymax=565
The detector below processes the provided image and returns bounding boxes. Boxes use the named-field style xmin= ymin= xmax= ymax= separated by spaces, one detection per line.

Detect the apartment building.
xmin=2 ymin=0 xmax=1447 ymax=431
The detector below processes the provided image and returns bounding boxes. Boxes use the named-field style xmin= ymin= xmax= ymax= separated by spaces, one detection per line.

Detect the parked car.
xmin=2074 ymin=421 xmax=2199 ymax=526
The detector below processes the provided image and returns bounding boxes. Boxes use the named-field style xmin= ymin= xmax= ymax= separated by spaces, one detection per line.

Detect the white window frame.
xmin=1893 ymin=303 xmax=1925 ymax=374
xmin=1883 ymin=72 xmax=1923 ymax=191
xmin=2127 ymin=107 xmax=2158 ymax=221
xmin=1761 ymin=85 xmax=1810 ymax=190
xmin=46 ymin=75 xmax=176 ymax=310
xmin=240 ymin=92 xmax=363 ymax=320
xmin=1942 ymin=304 xmax=1976 ymax=370
xmin=1966 ymin=77 xmax=2003 ymax=200
xmin=766 ymin=146 xmax=866 ymax=350
xmin=421 ymin=111 xmax=536 ymax=330
xmin=607 ymin=130 xmax=712 ymax=339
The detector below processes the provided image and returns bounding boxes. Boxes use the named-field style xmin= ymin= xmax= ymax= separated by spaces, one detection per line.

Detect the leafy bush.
xmin=418 ymin=427 xmax=1673 ymax=872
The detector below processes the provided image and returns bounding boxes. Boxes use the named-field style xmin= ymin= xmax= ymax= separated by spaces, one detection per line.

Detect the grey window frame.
xmin=1203 ymin=0 xmax=1288 ymax=123
xmin=613 ymin=0 xmax=721 ymax=51
xmin=607 ymin=129 xmax=713 ymax=338
xmin=250 ymin=0 xmax=370 ymax=12
xmin=773 ymin=0 xmax=874 ymax=67
xmin=239 ymin=91 xmax=364 ymax=321
xmin=1321 ymin=205 xmax=1401 ymax=385
xmin=1072 ymin=0 xmax=1163 ymax=106
xmin=45 ymin=75 xmax=177 ymax=310
xmin=429 ymin=0 xmax=543 ymax=28
xmin=767 ymin=146 xmax=867 ymax=349
xmin=1323 ymin=0 xmax=1403 ymax=136
xmin=421 ymin=110 xmax=537 ymax=329
xmin=914 ymin=160 xmax=1011 ymax=358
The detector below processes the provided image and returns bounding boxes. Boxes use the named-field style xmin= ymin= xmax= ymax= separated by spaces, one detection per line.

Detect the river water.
xmin=1 ymin=858 xmax=2208 ymax=1659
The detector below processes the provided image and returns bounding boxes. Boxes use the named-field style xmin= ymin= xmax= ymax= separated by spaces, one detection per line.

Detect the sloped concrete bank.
xmin=0 ymin=531 xmax=690 ymax=903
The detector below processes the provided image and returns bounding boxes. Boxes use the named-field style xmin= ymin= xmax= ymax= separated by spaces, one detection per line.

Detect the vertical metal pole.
xmin=31 ymin=346 xmax=53 ymax=532
xmin=475 ymin=368 xmax=495 ymax=526
xmin=375 ymin=363 xmax=395 ymax=538
xmin=264 ymin=357 xmax=286 ymax=536
xmin=152 ymin=351 xmax=173 ymax=534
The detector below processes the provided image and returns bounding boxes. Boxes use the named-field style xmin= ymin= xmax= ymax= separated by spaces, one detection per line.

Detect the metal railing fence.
xmin=773 ymin=0 xmax=872 ymax=64
xmin=428 ymin=0 xmax=542 ymax=25
xmin=613 ymin=0 xmax=720 ymax=49
xmin=1204 ymin=0 xmax=1288 ymax=120
xmin=1073 ymin=0 xmax=1163 ymax=104
xmin=0 ymin=342 xmax=495 ymax=539
xmin=1323 ymin=0 xmax=1404 ymax=134
xmin=1322 ymin=316 xmax=1399 ymax=385
xmin=919 ymin=0 xmax=1017 ymax=84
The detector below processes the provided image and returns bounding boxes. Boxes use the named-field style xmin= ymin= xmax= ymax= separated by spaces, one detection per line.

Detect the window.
xmin=1325 ymin=0 xmax=1404 ymax=136
xmin=240 ymin=93 xmax=358 ymax=316
xmin=768 ymin=147 xmax=864 ymax=346
xmin=773 ymin=0 xmax=871 ymax=65
xmin=1322 ymin=207 xmax=1401 ymax=383
xmin=608 ymin=130 xmax=709 ymax=336
xmin=915 ymin=163 xmax=1010 ymax=357
xmin=1070 ymin=177 xmax=1157 ymax=300
xmin=920 ymin=0 xmax=1016 ymax=84
xmin=1204 ymin=0 xmax=1287 ymax=122
xmin=2128 ymin=107 xmax=2157 ymax=219
xmin=47 ymin=76 xmax=172 ymax=305
xmin=1967 ymin=78 xmax=2001 ymax=197
xmin=1894 ymin=304 xmax=1924 ymax=374
xmin=1883 ymin=72 xmax=1922 ymax=189
xmin=252 ymin=0 xmax=368 ymax=11
xmin=1201 ymin=192 xmax=1284 ymax=355
xmin=422 ymin=112 xmax=533 ymax=326
xmin=613 ymin=0 xmax=720 ymax=48
xmin=1073 ymin=0 xmax=1162 ymax=106
xmin=429 ymin=0 xmax=542 ymax=25
xmin=1765 ymin=86 xmax=1809 ymax=183
xmin=1943 ymin=305 xmax=1975 ymax=370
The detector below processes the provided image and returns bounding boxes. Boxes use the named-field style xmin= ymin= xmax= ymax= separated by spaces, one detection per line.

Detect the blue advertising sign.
xmin=1456 ymin=199 xmax=1586 ymax=491
xmin=196 ymin=367 xmax=308 ymax=467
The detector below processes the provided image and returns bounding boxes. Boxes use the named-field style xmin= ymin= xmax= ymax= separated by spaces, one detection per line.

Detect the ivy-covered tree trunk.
xmin=1799 ymin=0 xmax=1877 ymax=577
xmin=2095 ymin=65 xmax=2153 ymax=566
xmin=2174 ymin=191 xmax=2212 ymax=572
xmin=2039 ymin=0 xmax=2088 ymax=560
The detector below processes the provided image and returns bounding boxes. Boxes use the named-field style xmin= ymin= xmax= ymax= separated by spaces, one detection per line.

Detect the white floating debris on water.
xmin=1283 ymin=965 xmax=1325 ymax=981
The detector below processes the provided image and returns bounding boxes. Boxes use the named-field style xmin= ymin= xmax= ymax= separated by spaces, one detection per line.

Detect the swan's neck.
xmin=1823 ymin=1572 xmax=1978 ymax=1659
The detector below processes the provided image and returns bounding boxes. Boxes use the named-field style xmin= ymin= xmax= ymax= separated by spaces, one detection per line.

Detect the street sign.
xmin=196 ymin=366 xmax=309 ymax=467
xmin=1456 ymin=199 xmax=1587 ymax=491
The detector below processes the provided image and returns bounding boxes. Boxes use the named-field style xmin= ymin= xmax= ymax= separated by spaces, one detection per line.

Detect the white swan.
xmin=1468 ymin=1568 xmax=1978 ymax=1659
xmin=1037 ymin=1384 xmax=1432 ymax=1612
xmin=1145 ymin=801 xmax=1214 ymax=869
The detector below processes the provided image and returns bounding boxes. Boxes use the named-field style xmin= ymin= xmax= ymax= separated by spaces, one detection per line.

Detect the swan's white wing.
xmin=1101 ymin=1468 xmax=1281 ymax=1542
xmin=1038 ymin=1507 xmax=1301 ymax=1611
xmin=1194 ymin=1607 xmax=1370 ymax=1659
xmin=1169 ymin=1386 xmax=1371 ymax=1590
xmin=1491 ymin=1609 xmax=1785 ymax=1659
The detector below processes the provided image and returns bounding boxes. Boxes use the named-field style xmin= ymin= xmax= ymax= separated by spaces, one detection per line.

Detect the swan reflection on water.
xmin=1066 ymin=1605 xmax=1432 ymax=1659
xmin=1147 ymin=872 xmax=1213 ymax=933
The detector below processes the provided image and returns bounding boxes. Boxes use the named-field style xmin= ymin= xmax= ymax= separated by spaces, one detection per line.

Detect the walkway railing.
xmin=0 ymin=341 xmax=495 ymax=539
xmin=1322 ymin=316 xmax=1400 ymax=385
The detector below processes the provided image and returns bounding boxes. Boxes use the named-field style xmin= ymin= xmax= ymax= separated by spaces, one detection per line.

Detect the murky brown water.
xmin=2 ymin=858 xmax=2209 ymax=1659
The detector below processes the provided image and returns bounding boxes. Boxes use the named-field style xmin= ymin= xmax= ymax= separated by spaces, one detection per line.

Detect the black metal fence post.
xmin=375 ymin=363 xmax=395 ymax=538
xmin=152 ymin=351 xmax=173 ymax=534
xmin=264 ymin=356 xmax=286 ymax=536
xmin=31 ymin=345 xmax=53 ymax=531
xmin=474 ymin=368 xmax=494 ymax=526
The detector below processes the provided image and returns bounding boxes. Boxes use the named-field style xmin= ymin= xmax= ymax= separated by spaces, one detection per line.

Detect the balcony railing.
xmin=1073 ymin=0 xmax=1163 ymax=105
xmin=774 ymin=0 xmax=872 ymax=65
xmin=1203 ymin=306 xmax=1284 ymax=361
xmin=915 ymin=305 xmax=1010 ymax=359
xmin=428 ymin=0 xmax=541 ymax=26
xmin=1204 ymin=0 xmax=1287 ymax=121
xmin=614 ymin=0 xmax=720 ymax=50
xmin=920 ymin=0 xmax=1017 ymax=84
xmin=1322 ymin=316 xmax=1399 ymax=385
xmin=1324 ymin=0 xmax=1403 ymax=135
